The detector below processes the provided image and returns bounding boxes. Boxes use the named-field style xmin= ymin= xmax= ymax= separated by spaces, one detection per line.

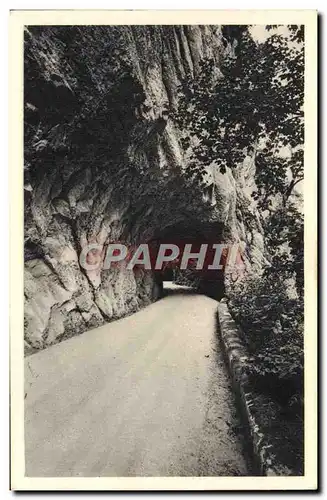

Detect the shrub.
xmin=228 ymin=272 xmax=304 ymax=410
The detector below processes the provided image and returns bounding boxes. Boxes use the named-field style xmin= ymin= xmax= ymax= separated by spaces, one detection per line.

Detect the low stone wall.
xmin=217 ymin=300 xmax=293 ymax=476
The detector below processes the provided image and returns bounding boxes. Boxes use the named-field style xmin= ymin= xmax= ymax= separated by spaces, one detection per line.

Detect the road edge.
xmin=216 ymin=299 xmax=293 ymax=476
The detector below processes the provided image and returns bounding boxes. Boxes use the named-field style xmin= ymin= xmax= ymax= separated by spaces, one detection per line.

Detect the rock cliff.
xmin=24 ymin=25 xmax=264 ymax=354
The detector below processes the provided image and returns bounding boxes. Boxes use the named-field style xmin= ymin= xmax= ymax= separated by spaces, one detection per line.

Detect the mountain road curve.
xmin=25 ymin=283 xmax=251 ymax=477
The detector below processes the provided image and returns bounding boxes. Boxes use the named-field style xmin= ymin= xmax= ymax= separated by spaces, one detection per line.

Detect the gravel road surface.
xmin=25 ymin=284 xmax=250 ymax=476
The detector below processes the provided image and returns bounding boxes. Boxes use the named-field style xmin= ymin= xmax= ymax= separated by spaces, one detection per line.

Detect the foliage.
xmin=175 ymin=25 xmax=304 ymax=210
xmin=263 ymin=204 xmax=304 ymax=298
xmin=228 ymin=264 xmax=304 ymax=410
xmin=227 ymin=205 xmax=304 ymax=408
xmin=228 ymin=197 xmax=304 ymax=409
xmin=175 ymin=25 xmax=305 ymax=411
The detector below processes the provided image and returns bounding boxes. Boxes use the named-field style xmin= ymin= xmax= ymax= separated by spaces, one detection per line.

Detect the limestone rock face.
xmin=24 ymin=25 xmax=265 ymax=354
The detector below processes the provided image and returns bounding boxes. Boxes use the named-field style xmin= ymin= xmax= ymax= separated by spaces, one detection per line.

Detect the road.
xmin=25 ymin=283 xmax=250 ymax=477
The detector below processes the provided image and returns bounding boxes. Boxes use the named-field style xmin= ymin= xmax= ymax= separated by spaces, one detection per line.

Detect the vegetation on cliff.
xmin=175 ymin=25 xmax=304 ymax=472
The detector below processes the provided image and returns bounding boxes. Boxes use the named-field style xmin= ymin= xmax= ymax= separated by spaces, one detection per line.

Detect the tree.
xmin=175 ymin=25 xmax=304 ymax=211
xmin=175 ymin=26 xmax=305 ymax=418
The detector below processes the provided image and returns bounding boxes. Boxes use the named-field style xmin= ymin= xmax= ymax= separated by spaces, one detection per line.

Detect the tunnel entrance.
xmin=149 ymin=220 xmax=226 ymax=301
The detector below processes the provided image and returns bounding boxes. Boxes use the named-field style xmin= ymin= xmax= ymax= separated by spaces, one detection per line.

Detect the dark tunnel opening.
xmin=149 ymin=220 xmax=227 ymax=301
